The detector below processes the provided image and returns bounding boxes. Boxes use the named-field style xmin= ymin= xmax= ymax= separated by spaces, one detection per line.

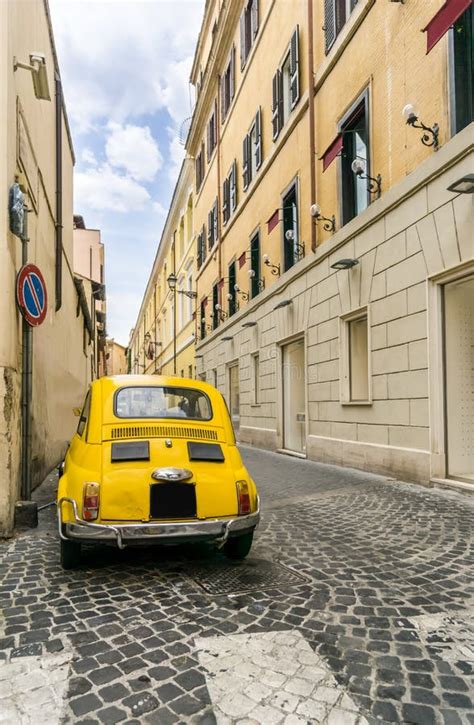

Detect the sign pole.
xmin=20 ymin=205 xmax=32 ymax=501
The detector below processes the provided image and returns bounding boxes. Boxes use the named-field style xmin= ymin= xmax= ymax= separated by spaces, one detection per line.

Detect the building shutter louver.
xmin=252 ymin=0 xmax=259 ymax=38
xmin=220 ymin=74 xmax=226 ymax=121
xmin=208 ymin=210 xmax=213 ymax=248
xmin=272 ymin=70 xmax=281 ymax=140
xmin=201 ymin=225 xmax=206 ymax=263
xmin=290 ymin=26 xmax=300 ymax=108
xmin=324 ymin=0 xmax=336 ymax=53
xmin=222 ymin=178 xmax=229 ymax=225
xmin=255 ymin=107 xmax=262 ymax=169
xmin=230 ymin=46 xmax=236 ymax=101
xmin=213 ymin=199 xmax=219 ymax=241
xmin=240 ymin=11 xmax=246 ymax=69
xmin=230 ymin=160 xmax=237 ymax=212
xmin=243 ymin=134 xmax=250 ymax=190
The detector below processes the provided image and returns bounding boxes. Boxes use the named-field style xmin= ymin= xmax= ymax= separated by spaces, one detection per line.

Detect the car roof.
xmin=93 ymin=375 xmax=217 ymax=397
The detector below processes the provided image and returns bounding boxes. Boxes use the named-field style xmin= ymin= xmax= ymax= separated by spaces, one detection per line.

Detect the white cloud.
xmin=81 ymin=148 xmax=98 ymax=166
xmin=75 ymin=165 xmax=151 ymax=213
xmin=167 ymin=130 xmax=186 ymax=184
xmin=105 ymin=122 xmax=163 ymax=182
xmin=49 ymin=1 xmax=204 ymax=132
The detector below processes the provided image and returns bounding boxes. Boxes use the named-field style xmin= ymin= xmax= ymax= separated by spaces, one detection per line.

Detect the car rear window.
xmin=114 ymin=386 xmax=213 ymax=421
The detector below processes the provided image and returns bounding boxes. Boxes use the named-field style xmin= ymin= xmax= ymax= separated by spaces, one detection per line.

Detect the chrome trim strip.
xmin=57 ymin=494 xmax=260 ymax=548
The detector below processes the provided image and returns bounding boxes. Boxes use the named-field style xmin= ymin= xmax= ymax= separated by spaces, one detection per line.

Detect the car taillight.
xmin=83 ymin=482 xmax=99 ymax=521
xmin=236 ymin=481 xmax=251 ymax=515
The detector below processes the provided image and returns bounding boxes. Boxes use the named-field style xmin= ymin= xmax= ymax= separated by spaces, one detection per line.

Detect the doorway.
xmin=228 ymin=363 xmax=240 ymax=433
xmin=282 ymin=338 xmax=306 ymax=454
xmin=444 ymin=275 xmax=474 ymax=482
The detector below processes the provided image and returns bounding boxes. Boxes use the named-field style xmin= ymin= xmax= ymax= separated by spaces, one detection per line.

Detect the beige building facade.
xmin=184 ymin=0 xmax=473 ymax=487
xmin=105 ymin=339 xmax=127 ymax=376
xmin=0 ymin=0 xmax=93 ymax=534
xmin=129 ymin=160 xmax=196 ymax=379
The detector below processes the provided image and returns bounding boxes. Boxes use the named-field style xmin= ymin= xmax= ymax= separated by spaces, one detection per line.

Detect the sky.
xmin=49 ymin=0 xmax=205 ymax=346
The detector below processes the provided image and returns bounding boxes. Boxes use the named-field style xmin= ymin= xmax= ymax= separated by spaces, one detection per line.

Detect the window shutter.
xmin=324 ymin=0 xmax=336 ymax=53
xmin=252 ymin=0 xmax=259 ymax=38
xmin=230 ymin=46 xmax=236 ymax=101
xmin=201 ymin=224 xmax=207 ymax=262
xmin=208 ymin=209 xmax=213 ymax=248
xmin=230 ymin=160 xmax=237 ymax=212
xmin=240 ymin=11 xmax=246 ymax=70
xmin=272 ymin=70 xmax=281 ymax=140
xmin=242 ymin=133 xmax=250 ymax=190
xmin=197 ymin=232 xmax=202 ymax=268
xmin=213 ymin=198 xmax=219 ymax=241
xmin=255 ymin=107 xmax=262 ymax=169
xmin=222 ymin=178 xmax=229 ymax=225
xmin=213 ymin=100 xmax=218 ymax=142
xmin=206 ymin=119 xmax=211 ymax=162
xmin=290 ymin=26 xmax=300 ymax=109
xmin=220 ymin=74 xmax=226 ymax=121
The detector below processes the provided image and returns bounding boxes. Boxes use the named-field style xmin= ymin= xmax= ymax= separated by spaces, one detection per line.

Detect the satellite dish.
xmin=179 ymin=117 xmax=192 ymax=146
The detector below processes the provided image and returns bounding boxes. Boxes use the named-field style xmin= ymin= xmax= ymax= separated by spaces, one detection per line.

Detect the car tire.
xmin=60 ymin=539 xmax=81 ymax=569
xmin=223 ymin=531 xmax=253 ymax=560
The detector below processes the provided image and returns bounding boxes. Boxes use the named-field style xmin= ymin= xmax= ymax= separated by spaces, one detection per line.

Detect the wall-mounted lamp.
xmin=248 ymin=269 xmax=265 ymax=290
xmin=215 ymin=303 xmax=228 ymax=321
xmin=234 ymin=284 xmax=249 ymax=301
xmin=331 ymin=258 xmax=359 ymax=271
xmin=167 ymin=272 xmax=197 ymax=298
xmin=284 ymin=230 xmax=305 ymax=260
xmin=447 ymin=174 xmax=474 ymax=194
xmin=310 ymin=204 xmax=336 ymax=232
xmin=263 ymin=254 xmax=280 ymax=276
xmin=273 ymin=299 xmax=292 ymax=310
xmin=221 ymin=336 xmax=233 ymax=342
xmin=242 ymin=321 xmax=257 ymax=328
xmin=351 ymin=159 xmax=382 ymax=198
xmin=13 ymin=53 xmax=51 ymax=101
xmin=403 ymin=104 xmax=439 ymax=150
xmin=195 ymin=354 xmax=204 ymax=359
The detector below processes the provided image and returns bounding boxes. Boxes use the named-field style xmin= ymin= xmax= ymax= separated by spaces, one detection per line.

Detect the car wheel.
xmin=60 ymin=539 xmax=81 ymax=569
xmin=223 ymin=531 xmax=253 ymax=560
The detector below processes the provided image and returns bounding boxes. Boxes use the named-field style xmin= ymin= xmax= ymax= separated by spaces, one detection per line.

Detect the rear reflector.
xmin=83 ymin=482 xmax=100 ymax=521
xmin=236 ymin=481 xmax=251 ymax=515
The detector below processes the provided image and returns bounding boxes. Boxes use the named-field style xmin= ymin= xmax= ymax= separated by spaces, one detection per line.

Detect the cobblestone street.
xmin=1 ymin=446 xmax=473 ymax=724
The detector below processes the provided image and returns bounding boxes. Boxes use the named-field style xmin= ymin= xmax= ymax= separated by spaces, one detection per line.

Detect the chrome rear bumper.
xmin=57 ymin=497 xmax=260 ymax=550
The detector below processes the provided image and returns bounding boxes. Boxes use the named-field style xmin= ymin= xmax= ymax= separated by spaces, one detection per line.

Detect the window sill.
xmin=340 ymin=400 xmax=373 ymax=406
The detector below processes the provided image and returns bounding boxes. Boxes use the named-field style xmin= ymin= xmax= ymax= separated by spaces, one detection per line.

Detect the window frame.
xmin=221 ymin=45 xmax=236 ymax=123
xmin=228 ymin=260 xmax=237 ymax=317
xmin=77 ymin=390 xmax=91 ymax=438
xmin=251 ymin=352 xmax=260 ymax=405
xmin=249 ymin=231 xmax=261 ymax=299
xmin=243 ymin=108 xmax=262 ymax=191
xmin=195 ymin=142 xmax=205 ymax=192
xmin=339 ymin=306 xmax=372 ymax=405
xmin=207 ymin=100 xmax=218 ymax=161
xmin=114 ymin=385 xmax=213 ymax=421
xmin=240 ymin=0 xmax=259 ymax=70
xmin=272 ymin=27 xmax=300 ymax=140
xmin=281 ymin=179 xmax=300 ymax=272
xmin=338 ymin=89 xmax=371 ymax=226
xmin=448 ymin=6 xmax=474 ymax=136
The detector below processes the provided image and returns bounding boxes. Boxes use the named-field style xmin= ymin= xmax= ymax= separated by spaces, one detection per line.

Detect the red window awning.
xmin=267 ymin=209 xmax=280 ymax=233
xmin=238 ymin=252 xmax=246 ymax=269
xmin=320 ymin=134 xmax=343 ymax=172
xmin=423 ymin=0 xmax=472 ymax=53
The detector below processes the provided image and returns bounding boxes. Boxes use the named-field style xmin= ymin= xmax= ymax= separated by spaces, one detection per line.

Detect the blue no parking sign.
xmin=16 ymin=264 xmax=48 ymax=327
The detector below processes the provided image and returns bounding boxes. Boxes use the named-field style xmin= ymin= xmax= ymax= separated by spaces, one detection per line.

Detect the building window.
xmin=240 ymin=0 xmax=259 ymax=69
xmin=200 ymin=299 xmax=206 ymax=340
xmin=208 ymin=198 xmax=219 ymax=249
xmin=212 ymin=368 xmax=218 ymax=388
xmin=324 ymin=0 xmax=358 ymax=53
xmin=221 ymin=45 xmax=236 ymax=122
xmin=222 ymin=160 xmax=237 ymax=226
xmin=450 ymin=5 xmax=473 ymax=135
xmin=282 ymin=182 xmax=299 ymax=272
xmin=188 ymin=364 xmax=193 ymax=379
xmin=228 ymin=261 xmax=237 ymax=317
xmin=340 ymin=309 xmax=371 ymax=403
xmin=250 ymin=232 xmax=261 ymax=298
xmin=195 ymin=142 xmax=205 ymax=192
xmin=187 ymin=273 xmax=193 ymax=320
xmin=197 ymin=225 xmax=206 ymax=269
xmin=212 ymin=283 xmax=219 ymax=329
xmin=251 ymin=353 xmax=260 ymax=404
xmin=272 ymin=27 xmax=300 ymax=140
xmin=340 ymin=94 xmax=369 ymax=225
xmin=243 ymin=108 xmax=262 ymax=190
xmin=207 ymin=100 xmax=218 ymax=160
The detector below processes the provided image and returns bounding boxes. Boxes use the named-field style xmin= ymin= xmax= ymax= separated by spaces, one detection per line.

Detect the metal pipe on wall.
xmin=20 ymin=207 xmax=32 ymax=501
xmin=55 ymin=72 xmax=63 ymax=311
xmin=307 ymin=0 xmax=317 ymax=252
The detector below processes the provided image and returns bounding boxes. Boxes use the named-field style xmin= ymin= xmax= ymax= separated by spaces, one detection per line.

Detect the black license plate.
xmin=150 ymin=483 xmax=197 ymax=519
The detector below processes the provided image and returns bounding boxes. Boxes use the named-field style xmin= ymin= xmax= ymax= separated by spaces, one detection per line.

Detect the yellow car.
xmin=57 ymin=375 xmax=260 ymax=569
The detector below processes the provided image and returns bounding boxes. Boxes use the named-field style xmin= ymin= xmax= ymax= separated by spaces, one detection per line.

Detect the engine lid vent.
xmin=108 ymin=425 xmax=219 ymax=441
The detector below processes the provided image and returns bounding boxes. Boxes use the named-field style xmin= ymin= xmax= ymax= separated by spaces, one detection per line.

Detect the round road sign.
xmin=16 ymin=264 xmax=48 ymax=327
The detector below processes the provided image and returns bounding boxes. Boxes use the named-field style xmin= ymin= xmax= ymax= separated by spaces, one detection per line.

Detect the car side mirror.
xmin=73 ymin=407 xmax=81 ymax=417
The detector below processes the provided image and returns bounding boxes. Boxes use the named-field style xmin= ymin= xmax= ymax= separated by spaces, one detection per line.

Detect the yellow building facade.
xmin=129 ymin=160 xmax=196 ymax=379
xmin=185 ymin=0 xmax=473 ymax=487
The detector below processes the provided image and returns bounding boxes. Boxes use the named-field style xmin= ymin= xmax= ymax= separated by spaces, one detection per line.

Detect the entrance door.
xmin=282 ymin=338 xmax=306 ymax=453
xmin=444 ymin=275 xmax=474 ymax=482
xmin=228 ymin=363 xmax=240 ymax=433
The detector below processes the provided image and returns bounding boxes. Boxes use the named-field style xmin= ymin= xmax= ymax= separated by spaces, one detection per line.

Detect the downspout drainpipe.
xmin=20 ymin=207 xmax=32 ymax=501
xmin=55 ymin=72 xmax=63 ymax=311
xmin=216 ymin=81 xmax=222 ymax=295
xmin=307 ymin=0 xmax=317 ymax=252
